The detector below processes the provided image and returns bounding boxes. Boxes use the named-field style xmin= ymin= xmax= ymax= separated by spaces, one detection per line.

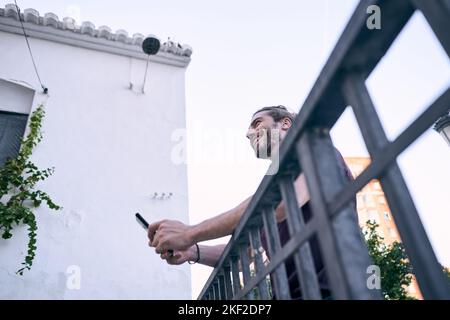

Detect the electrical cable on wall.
xmin=14 ymin=0 xmax=48 ymax=94
xmin=141 ymin=54 xmax=150 ymax=94
xmin=140 ymin=37 xmax=161 ymax=94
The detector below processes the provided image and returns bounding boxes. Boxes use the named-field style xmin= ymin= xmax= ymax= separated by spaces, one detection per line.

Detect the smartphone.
xmin=135 ymin=213 xmax=149 ymax=230
xmin=135 ymin=213 xmax=173 ymax=256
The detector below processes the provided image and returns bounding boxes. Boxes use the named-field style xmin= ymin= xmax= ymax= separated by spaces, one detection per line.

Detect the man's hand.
xmin=148 ymin=219 xmax=194 ymax=253
xmin=159 ymin=247 xmax=196 ymax=265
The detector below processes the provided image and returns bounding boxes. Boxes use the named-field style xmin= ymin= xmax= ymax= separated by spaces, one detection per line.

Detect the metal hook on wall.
xmin=151 ymin=192 xmax=173 ymax=200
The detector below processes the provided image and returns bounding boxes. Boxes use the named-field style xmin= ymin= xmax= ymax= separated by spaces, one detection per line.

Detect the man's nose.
xmin=246 ymin=128 xmax=255 ymax=140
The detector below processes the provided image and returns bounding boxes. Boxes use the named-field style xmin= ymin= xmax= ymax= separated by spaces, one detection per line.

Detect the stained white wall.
xmin=0 ymin=30 xmax=191 ymax=299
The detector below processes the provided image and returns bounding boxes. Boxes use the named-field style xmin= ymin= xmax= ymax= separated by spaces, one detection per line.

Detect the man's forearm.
xmin=189 ymin=197 xmax=252 ymax=244
xmin=188 ymin=174 xmax=310 ymax=245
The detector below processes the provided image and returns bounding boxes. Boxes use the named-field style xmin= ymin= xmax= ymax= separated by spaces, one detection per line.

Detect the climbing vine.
xmin=0 ymin=104 xmax=61 ymax=275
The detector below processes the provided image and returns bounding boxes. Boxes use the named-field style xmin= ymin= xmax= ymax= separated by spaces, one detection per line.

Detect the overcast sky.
xmin=3 ymin=0 xmax=449 ymax=299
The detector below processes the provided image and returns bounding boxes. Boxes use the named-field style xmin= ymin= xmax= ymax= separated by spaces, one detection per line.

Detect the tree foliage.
xmin=363 ymin=221 xmax=415 ymax=300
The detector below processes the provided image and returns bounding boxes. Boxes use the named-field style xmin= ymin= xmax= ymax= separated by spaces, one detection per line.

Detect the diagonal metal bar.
xmin=410 ymin=0 xmax=450 ymax=57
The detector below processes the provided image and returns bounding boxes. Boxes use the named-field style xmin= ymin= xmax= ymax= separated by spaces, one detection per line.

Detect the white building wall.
xmin=0 ymin=27 xmax=191 ymax=299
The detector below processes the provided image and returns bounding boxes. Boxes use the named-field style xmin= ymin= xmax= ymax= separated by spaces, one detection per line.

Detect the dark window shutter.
xmin=0 ymin=111 xmax=28 ymax=167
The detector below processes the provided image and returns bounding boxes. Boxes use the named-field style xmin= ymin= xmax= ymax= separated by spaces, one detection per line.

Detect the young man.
xmin=149 ymin=105 xmax=354 ymax=299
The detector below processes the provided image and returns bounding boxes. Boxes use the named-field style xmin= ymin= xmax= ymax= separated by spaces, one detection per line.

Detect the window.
xmin=383 ymin=211 xmax=391 ymax=221
xmin=0 ymin=78 xmax=34 ymax=168
xmin=0 ymin=111 xmax=28 ymax=167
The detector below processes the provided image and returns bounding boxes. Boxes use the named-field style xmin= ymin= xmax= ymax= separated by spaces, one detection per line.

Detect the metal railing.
xmin=198 ymin=0 xmax=450 ymax=300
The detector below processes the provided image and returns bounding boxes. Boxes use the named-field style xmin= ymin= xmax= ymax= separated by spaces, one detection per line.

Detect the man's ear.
xmin=281 ymin=117 xmax=292 ymax=130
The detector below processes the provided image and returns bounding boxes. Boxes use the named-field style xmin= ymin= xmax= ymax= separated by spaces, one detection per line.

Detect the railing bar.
xmin=212 ymin=282 xmax=217 ymax=300
xmin=230 ymin=255 xmax=241 ymax=298
xmin=297 ymin=130 xmax=381 ymax=299
xmin=239 ymin=241 xmax=255 ymax=300
xmin=262 ymin=207 xmax=291 ymax=300
xmin=279 ymin=177 xmax=322 ymax=299
xmin=410 ymin=0 xmax=450 ymax=57
xmin=296 ymin=134 xmax=351 ymax=299
xmin=223 ymin=265 xmax=233 ymax=300
xmin=218 ymin=281 xmax=223 ymax=300
xmin=249 ymin=228 xmax=271 ymax=300
xmin=218 ymin=274 xmax=226 ymax=300
xmin=216 ymin=282 xmax=221 ymax=300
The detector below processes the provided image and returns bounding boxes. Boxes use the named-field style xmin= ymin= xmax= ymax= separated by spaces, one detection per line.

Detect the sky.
xmin=2 ymin=0 xmax=449 ymax=299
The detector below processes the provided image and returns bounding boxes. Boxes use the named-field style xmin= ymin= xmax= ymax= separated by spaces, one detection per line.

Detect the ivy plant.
xmin=0 ymin=104 xmax=62 ymax=275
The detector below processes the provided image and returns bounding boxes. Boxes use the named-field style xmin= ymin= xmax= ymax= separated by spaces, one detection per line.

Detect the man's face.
xmin=246 ymin=111 xmax=291 ymax=159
